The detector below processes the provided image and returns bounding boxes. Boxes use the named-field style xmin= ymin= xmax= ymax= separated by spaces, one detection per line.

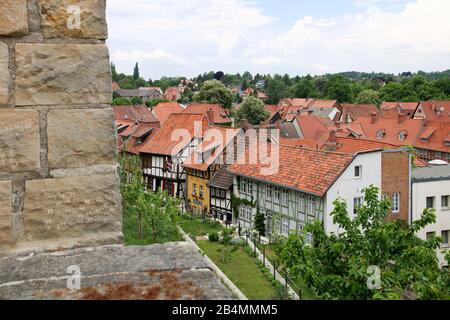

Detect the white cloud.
xmin=107 ymin=0 xmax=450 ymax=78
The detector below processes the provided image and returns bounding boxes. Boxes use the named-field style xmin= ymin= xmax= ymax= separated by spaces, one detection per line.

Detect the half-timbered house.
xmin=139 ymin=113 xmax=208 ymax=198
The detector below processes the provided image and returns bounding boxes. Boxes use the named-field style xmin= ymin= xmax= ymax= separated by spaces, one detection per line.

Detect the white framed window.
xmin=298 ymin=194 xmax=306 ymax=213
xmin=192 ymin=183 xmax=197 ymax=196
xmin=200 ymin=186 xmax=204 ymax=199
xmin=353 ymin=197 xmax=363 ymax=214
xmin=392 ymin=193 xmax=400 ymax=213
xmin=266 ymin=185 xmax=272 ymax=200
xmin=240 ymin=205 xmax=252 ymax=221
xmin=240 ymin=179 xmax=247 ymax=193
xmin=354 ymin=165 xmax=362 ymax=178
xmin=282 ymin=189 xmax=288 ymax=206
xmin=441 ymin=230 xmax=450 ymax=248
xmin=307 ymin=196 xmax=316 ymax=215
xmin=281 ymin=218 xmax=289 ymax=235
xmin=274 ymin=187 xmax=280 ymax=203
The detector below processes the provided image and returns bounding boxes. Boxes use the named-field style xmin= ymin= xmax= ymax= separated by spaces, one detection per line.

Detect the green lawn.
xmin=123 ymin=209 xmax=182 ymax=246
xmin=178 ymin=214 xmax=224 ymax=237
xmin=197 ymin=241 xmax=278 ymax=300
xmin=261 ymin=245 xmax=319 ymax=300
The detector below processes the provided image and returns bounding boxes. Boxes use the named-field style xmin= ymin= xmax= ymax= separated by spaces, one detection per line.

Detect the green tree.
xmin=266 ymin=80 xmax=288 ymax=104
xmin=275 ymin=186 xmax=450 ymax=300
xmin=355 ymin=89 xmax=382 ymax=106
xmin=234 ymin=96 xmax=270 ymax=125
xmin=131 ymin=96 xmax=142 ymax=105
xmin=133 ymin=62 xmax=140 ymax=81
xmin=324 ymin=75 xmax=354 ymax=103
xmin=222 ymin=226 xmax=236 ymax=263
xmin=291 ymin=79 xmax=318 ymax=98
xmin=113 ymin=97 xmax=133 ymax=105
xmin=193 ymin=80 xmax=234 ymax=109
xmin=121 ymin=156 xmax=180 ymax=242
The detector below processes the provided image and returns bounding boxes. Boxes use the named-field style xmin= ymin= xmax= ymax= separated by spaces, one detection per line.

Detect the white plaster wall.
xmin=324 ymin=152 xmax=382 ymax=235
xmin=412 ymin=179 xmax=450 ymax=267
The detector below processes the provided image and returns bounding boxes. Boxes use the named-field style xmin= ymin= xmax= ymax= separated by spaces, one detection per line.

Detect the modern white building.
xmin=411 ymin=165 xmax=450 ymax=267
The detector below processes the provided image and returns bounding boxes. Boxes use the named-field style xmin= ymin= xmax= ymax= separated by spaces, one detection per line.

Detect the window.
xmin=442 ymin=230 xmax=450 ymax=247
xmin=240 ymin=179 xmax=247 ymax=193
xmin=354 ymin=166 xmax=362 ymax=178
xmin=274 ymin=187 xmax=280 ymax=203
xmin=305 ymin=233 xmax=313 ymax=245
xmin=398 ymin=132 xmax=407 ymax=141
xmin=266 ymin=185 xmax=272 ymax=200
xmin=200 ymin=186 xmax=204 ymax=199
xmin=281 ymin=218 xmax=289 ymax=235
xmin=282 ymin=189 xmax=288 ymax=206
xmin=426 ymin=232 xmax=436 ymax=240
xmin=298 ymin=194 xmax=306 ymax=213
xmin=392 ymin=193 xmax=400 ymax=214
xmin=353 ymin=197 xmax=363 ymax=214
xmin=376 ymin=130 xmax=385 ymax=139
xmin=192 ymin=184 xmax=197 ymax=196
xmin=442 ymin=196 xmax=449 ymax=209
xmin=307 ymin=196 xmax=316 ymax=215
xmin=240 ymin=205 xmax=252 ymax=221
xmin=240 ymin=179 xmax=253 ymax=195
xmin=426 ymin=197 xmax=435 ymax=209
xmin=381 ymin=194 xmax=387 ymax=201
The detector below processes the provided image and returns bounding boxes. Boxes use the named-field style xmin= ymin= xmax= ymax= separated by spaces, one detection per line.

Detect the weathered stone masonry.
xmin=0 ymin=0 xmax=122 ymax=255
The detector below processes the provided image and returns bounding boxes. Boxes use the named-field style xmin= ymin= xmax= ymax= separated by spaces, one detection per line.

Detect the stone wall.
xmin=0 ymin=0 xmax=122 ymax=255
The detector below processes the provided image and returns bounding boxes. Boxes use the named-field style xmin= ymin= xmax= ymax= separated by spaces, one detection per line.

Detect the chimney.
xmin=329 ymin=130 xmax=337 ymax=143
xmin=307 ymin=110 xmax=314 ymax=116
xmin=398 ymin=113 xmax=406 ymax=124
xmin=371 ymin=112 xmax=378 ymax=124
xmin=206 ymin=108 xmax=214 ymax=125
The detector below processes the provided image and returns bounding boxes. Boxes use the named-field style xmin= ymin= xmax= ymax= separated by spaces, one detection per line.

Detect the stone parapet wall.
xmin=0 ymin=0 xmax=122 ymax=255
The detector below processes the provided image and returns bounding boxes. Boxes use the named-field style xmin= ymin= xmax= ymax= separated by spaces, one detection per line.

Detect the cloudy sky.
xmin=107 ymin=0 xmax=450 ymax=80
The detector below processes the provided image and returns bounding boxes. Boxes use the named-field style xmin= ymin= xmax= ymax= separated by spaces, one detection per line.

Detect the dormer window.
xmin=376 ymin=129 xmax=386 ymax=139
xmin=398 ymin=131 xmax=407 ymax=141
xmin=136 ymin=138 xmax=142 ymax=144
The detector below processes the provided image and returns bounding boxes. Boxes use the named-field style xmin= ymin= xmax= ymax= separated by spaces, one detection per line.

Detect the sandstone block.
xmin=47 ymin=109 xmax=117 ymax=169
xmin=24 ymin=175 xmax=122 ymax=241
xmin=38 ymin=0 xmax=107 ymax=39
xmin=0 ymin=110 xmax=40 ymax=172
xmin=15 ymin=43 xmax=112 ymax=106
xmin=0 ymin=43 xmax=8 ymax=104
xmin=0 ymin=181 xmax=12 ymax=244
xmin=0 ymin=0 xmax=29 ymax=36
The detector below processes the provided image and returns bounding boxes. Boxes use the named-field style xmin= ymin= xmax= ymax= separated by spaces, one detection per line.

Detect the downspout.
xmin=408 ymin=153 xmax=412 ymax=225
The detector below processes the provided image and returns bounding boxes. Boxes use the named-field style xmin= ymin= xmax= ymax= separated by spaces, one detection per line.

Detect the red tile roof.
xmin=228 ymin=145 xmax=354 ymax=196
xmin=278 ymin=98 xmax=314 ymax=108
xmin=183 ymin=104 xmax=232 ymax=124
xmin=310 ymin=99 xmax=339 ymax=109
xmin=163 ymin=87 xmax=181 ymax=101
xmin=322 ymin=137 xmax=428 ymax=167
xmin=182 ymin=127 xmax=242 ymax=171
xmin=124 ymin=123 xmax=159 ymax=155
xmin=417 ymin=101 xmax=450 ymax=122
xmin=139 ymin=113 xmax=207 ymax=156
xmin=341 ymin=104 xmax=379 ymax=123
xmin=113 ymin=105 xmax=159 ymax=123
xmin=152 ymin=102 xmax=184 ymax=125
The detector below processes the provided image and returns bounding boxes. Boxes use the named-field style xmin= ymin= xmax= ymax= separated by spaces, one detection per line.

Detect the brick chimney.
xmin=371 ymin=112 xmax=378 ymax=124
xmin=398 ymin=113 xmax=406 ymax=124
xmin=329 ymin=130 xmax=337 ymax=143
xmin=206 ymin=108 xmax=215 ymax=125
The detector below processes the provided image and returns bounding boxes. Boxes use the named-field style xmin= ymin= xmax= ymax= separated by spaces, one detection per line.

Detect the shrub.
xmin=208 ymin=231 xmax=220 ymax=242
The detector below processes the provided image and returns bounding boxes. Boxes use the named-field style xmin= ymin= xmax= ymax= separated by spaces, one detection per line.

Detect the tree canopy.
xmin=275 ymin=186 xmax=450 ymax=300
xmin=193 ymin=80 xmax=234 ymax=109
xmin=234 ymin=96 xmax=270 ymax=125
